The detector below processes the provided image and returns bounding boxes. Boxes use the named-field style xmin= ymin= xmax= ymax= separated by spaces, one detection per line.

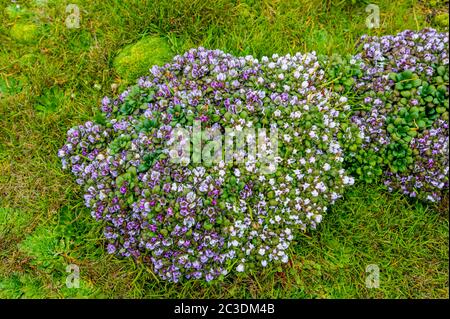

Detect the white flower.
xmin=301 ymin=80 xmax=308 ymax=88
xmin=258 ymin=248 xmax=266 ymax=256
xmin=169 ymin=150 xmax=178 ymax=159
xmin=180 ymin=157 xmax=190 ymax=166
xmin=266 ymin=162 xmax=276 ymax=174
xmin=339 ymin=96 xmax=348 ymax=103
xmin=315 ymin=214 xmax=323 ymax=223
xmin=261 ymin=260 xmax=267 ymax=267
xmin=236 ymin=264 xmax=245 ymax=272
xmin=274 ymin=109 xmax=281 ymax=117
xmin=278 ymin=73 xmax=284 ymax=80
xmin=294 ymin=71 xmax=300 ymax=79
xmin=323 ymin=163 xmax=331 ymax=171
xmin=199 ymin=182 xmax=208 ymax=192
xmin=193 ymin=167 xmax=206 ymax=177
xmin=343 ymin=176 xmax=355 ymax=185
xmin=245 ymin=161 xmax=255 ymax=172
xmin=228 ymin=69 xmax=238 ymax=77
xmin=217 ymin=73 xmax=226 ymax=81
xmin=311 ymin=190 xmax=319 ymax=197
xmin=186 ymin=191 xmax=196 ymax=202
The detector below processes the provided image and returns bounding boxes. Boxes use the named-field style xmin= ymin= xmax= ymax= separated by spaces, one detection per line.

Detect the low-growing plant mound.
xmin=59 ymin=29 xmax=449 ymax=281
xmin=327 ymin=28 xmax=449 ymax=202
xmin=59 ymin=48 xmax=355 ymax=281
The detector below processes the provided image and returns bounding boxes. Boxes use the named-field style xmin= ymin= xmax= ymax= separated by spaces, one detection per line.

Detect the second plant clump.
xmin=58 ymin=28 xmax=449 ymax=282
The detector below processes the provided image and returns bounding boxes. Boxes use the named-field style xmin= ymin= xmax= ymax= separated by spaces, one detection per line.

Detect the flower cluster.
xmin=59 ymin=48 xmax=353 ymax=281
xmin=334 ymin=29 xmax=449 ymax=202
xmin=384 ymin=120 xmax=449 ymax=202
xmin=59 ymin=29 xmax=449 ymax=281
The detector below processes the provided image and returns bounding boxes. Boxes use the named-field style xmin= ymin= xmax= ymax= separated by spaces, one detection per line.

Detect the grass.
xmin=0 ymin=0 xmax=448 ymax=298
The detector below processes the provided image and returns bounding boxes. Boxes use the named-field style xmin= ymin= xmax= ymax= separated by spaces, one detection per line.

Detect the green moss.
xmin=427 ymin=0 xmax=447 ymax=8
xmin=34 ymin=87 xmax=66 ymax=114
xmin=113 ymin=36 xmax=173 ymax=81
xmin=5 ymin=5 xmax=31 ymax=20
xmin=0 ymin=77 xmax=23 ymax=96
xmin=434 ymin=13 xmax=449 ymax=28
xmin=19 ymin=53 xmax=44 ymax=67
xmin=0 ymin=208 xmax=32 ymax=237
xmin=18 ymin=223 xmax=66 ymax=273
xmin=10 ymin=23 xmax=39 ymax=43
xmin=0 ymin=274 xmax=48 ymax=299
xmin=57 ymin=279 xmax=103 ymax=298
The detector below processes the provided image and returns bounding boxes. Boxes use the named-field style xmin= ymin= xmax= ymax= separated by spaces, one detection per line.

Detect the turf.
xmin=0 ymin=0 xmax=448 ymax=298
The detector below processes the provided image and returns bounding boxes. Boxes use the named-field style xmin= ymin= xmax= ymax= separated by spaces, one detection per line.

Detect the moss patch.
xmin=0 ymin=274 xmax=48 ymax=299
xmin=5 ymin=5 xmax=31 ymax=20
xmin=434 ymin=13 xmax=449 ymax=28
xmin=19 ymin=53 xmax=45 ymax=67
xmin=113 ymin=36 xmax=173 ymax=81
xmin=10 ymin=23 xmax=39 ymax=43
xmin=0 ymin=207 xmax=33 ymax=238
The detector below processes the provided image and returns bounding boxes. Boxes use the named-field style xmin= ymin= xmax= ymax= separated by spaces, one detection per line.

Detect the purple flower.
xmin=107 ymin=244 xmax=116 ymax=254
